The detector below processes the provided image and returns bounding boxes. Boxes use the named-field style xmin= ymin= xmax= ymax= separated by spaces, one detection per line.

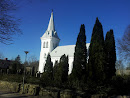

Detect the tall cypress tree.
xmin=53 ymin=60 xmax=59 ymax=81
xmin=53 ymin=55 xmax=69 ymax=86
xmin=104 ymin=29 xmax=116 ymax=79
xmin=53 ymin=60 xmax=61 ymax=86
xmin=59 ymin=54 xmax=69 ymax=83
xmin=72 ymin=24 xmax=87 ymax=80
xmin=41 ymin=54 xmax=53 ymax=86
xmin=44 ymin=53 xmax=53 ymax=80
xmin=88 ymin=18 xmax=105 ymax=84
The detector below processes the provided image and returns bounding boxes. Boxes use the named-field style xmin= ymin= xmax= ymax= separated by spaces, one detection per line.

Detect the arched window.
xmin=43 ymin=42 xmax=45 ymax=48
xmin=46 ymin=42 xmax=48 ymax=48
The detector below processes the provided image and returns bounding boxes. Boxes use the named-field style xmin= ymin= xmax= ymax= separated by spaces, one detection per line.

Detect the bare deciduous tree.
xmin=118 ymin=25 xmax=130 ymax=62
xmin=28 ymin=55 xmax=38 ymax=63
xmin=0 ymin=0 xmax=21 ymax=44
xmin=0 ymin=52 xmax=4 ymax=59
xmin=116 ymin=60 xmax=124 ymax=75
xmin=28 ymin=55 xmax=39 ymax=76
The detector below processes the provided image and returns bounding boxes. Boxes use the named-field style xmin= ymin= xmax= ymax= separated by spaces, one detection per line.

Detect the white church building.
xmin=38 ymin=11 xmax=89 ymax=74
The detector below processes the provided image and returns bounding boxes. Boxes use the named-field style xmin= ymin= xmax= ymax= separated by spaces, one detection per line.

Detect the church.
xmin=38 ymin=11 xmax=89 ymax=74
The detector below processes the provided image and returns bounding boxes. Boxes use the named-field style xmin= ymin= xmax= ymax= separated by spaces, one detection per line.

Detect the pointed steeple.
xmin=47 ymin=10 xmax=55 ymax=31
xmin=41 ymin=11 xmax=59 ymax=39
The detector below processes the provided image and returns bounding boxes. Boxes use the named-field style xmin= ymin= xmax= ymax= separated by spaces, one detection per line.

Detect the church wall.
xmin=50 ymin=37 xmax=60 ymax=51
xmin=41 ymin=38 xmax=51 ymax=52
xmin=39 ymin=37 xmax=60 ymax=73
xmin=68 ymin=57 xmax=74 ymax=74
xmin=51 ymin=57 xmax=60 ymax=65
xmin=39 ymin=39 xmax=51 ymax=73
xmin=38 ymin=52 xmax=46 ymax=72
xmin=51 ymin=56 xmax=74 ymax=74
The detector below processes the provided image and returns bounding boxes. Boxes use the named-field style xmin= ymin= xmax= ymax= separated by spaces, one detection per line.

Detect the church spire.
xmin=41 ymin=11 xmax=59 ymax=39
xmin=47 ymin=10 xmax=55 ymax=31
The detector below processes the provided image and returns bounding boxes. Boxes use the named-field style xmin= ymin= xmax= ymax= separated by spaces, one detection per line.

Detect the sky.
xmin=0 ymin=0 xmax=129 ymax=63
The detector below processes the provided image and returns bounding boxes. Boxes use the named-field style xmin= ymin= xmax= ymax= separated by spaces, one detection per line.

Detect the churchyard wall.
xmin=0 ymin=80 xmax=130 ymax=98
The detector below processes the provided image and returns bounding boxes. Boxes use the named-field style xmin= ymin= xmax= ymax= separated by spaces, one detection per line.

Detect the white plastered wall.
xmin=51 ymin=56 xmax=74 ymax=74
xmin=39 ymin=37 xmax=59 ymax=73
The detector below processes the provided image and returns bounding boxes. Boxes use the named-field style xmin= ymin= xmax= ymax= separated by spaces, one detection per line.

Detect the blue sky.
xmin=0 ymin=0 xmax=129 ymax=62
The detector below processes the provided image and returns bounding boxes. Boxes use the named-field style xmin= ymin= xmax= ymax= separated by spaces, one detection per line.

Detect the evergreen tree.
xmin=53 ymin=55 xmax=69 ymax=87
xmin=72 ymin=24 xmax=87 ymax=81
xmin=41 ymin=54 xmax=53 ymax=86
xmin=59 ymin=54 xmax=69 ymax=83
xmin=53 ymin=60 xmax=61 ymax=86
xmin=44 ymin=53 xmax=53 ymax=80
xmin=53 ymin=60 xmax=59 ymax=76
xmin=15 ymin=55 xmax=21 ymax=63
xmin=11 ymin=55 xmax=22 ymax=74
xmin=88 ymin=18 xmax=105 ymax=84
xmin=104 ymin=30 xmax=116 ymax=79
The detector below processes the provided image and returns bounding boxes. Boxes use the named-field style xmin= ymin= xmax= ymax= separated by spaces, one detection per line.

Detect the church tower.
xmin=38 ymin=11 xmax=60 ymax=73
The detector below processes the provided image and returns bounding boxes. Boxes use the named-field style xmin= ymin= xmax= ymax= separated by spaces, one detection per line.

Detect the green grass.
xmin=0 ymin=74 xmax=40 ymax=84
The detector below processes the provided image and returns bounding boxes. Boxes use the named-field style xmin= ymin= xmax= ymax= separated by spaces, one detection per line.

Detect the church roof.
xmin=41 ymin=11 xmax=59 ymax=39
xmin=50 ymin=43 xmax=90 ymax=57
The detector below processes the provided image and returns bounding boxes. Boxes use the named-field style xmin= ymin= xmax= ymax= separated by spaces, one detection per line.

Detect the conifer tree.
xmin=11 ymin=55 xmax=22 ymax=74
xmin=53 ymin=60 xmax=61 ymax=86
xmin=72 ymin=24 xmax=87 ymax=81
xmin=104 ymin=30 xmax=116 ymax=79
xmin=15 ymin=55 xmax=21 ymax=63
xmin=53 ymin=60 xmax=59 ymax=80
xmin=53 ymin=55 xmax=69 ymax=86
xmin=59 ymin=54 xmax=69 ymax=83
xmin=44 ymin=53 xmax=53 ymax=80
xmin=41 ymin=54 xmax=53 ymax=86
xmin=88 ymin=18 xmax=105 ymax=84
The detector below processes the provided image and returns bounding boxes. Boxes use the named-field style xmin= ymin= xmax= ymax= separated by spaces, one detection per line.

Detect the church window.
xmin=43 ymin=42 xmax=45 ymax=48
xmin=44 ymin=53 xmax=46 ymax=57
xmin=46 ymin=42 xmax=48 ymax=48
